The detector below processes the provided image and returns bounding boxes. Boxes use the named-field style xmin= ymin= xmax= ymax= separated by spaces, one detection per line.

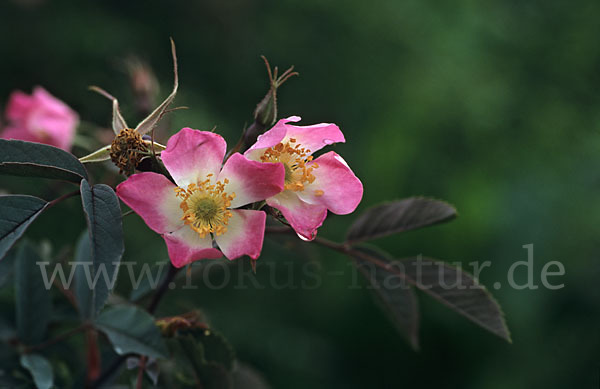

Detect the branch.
xmin=24 ymin=323 xmax=89 ymax=353
xmin=147 ymin=262 xmax=179 ymax=313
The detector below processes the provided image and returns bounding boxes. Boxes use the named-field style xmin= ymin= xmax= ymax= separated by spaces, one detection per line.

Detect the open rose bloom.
xmin=245 ymin=116 xmax=363 ymax=240
xmin=1 ymin=86 xmax=78 ymax=151
xmin=117 ymin=128 xmax=284 ymax=267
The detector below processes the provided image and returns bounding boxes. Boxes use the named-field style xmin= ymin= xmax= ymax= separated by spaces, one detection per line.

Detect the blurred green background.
xmin=1 ymin=0 xmax=599 ymax=388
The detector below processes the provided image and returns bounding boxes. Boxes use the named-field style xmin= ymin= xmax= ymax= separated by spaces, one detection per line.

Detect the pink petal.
xmin=266 ymin=191 xmax=328 ymax=241
xmin=214 ymin=209 xmax=266 ymax=260
xmin=1 ymin=125 xmax=44 ymax=144
xmin=296 ymin=151 xmax=363 ymax=215
xmin=32 ymin=87 xmax=77 ymax=119
xmin=29 ymin=114 xmax=77 ymax=151
xmin=116 ymin=172 xmax=183 ymax=234
xmin=161 ymin=128 xmax=226 ymax=187
xmin=244 ymin=116 xmax=301 ymax=161
xmin=5 ymin=90 xmax=33 ymax=121
xmin=218 ymin=153 xmax=284 ymax=208
xmin=281 ymin=122 xmax=345 ymax=156
xmin=163 ymin=226 xmax=222 ymax=267
xmin=3 ymin=87 xmax=78 ymax=151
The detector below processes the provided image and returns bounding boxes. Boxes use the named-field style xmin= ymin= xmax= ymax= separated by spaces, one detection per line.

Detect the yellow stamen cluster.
xmin=260 ymin=138 xmax=320 ymax=192
xmin=174 ymin=174 xmax=236 ymax=238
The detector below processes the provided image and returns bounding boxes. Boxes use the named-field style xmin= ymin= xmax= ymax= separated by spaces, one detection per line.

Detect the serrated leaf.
xmin=95 ymin=305 xmax=168 ymax=359
xmin=80 ymin=180 xmax=124 ymax=316
xmin=353 ymin=250 xmax=420 ymax=349
xmin=15 ymin=242 xmax=52 ymax=345
xmin=79 ymin=140 xmax=167 ymax=163
xmin=350 ymin=247 xmax=511 ymax=343
xmin=0 ymin=195 xmax=49 ymax=261
xmin=135 ymin=39 xmax=178 ymax=135
xmin=346 ymin=198 xmax=457 ymax=244
xmin=20 ymin=354 xmax=54 ymax=389
xmin=0 ymin=139 xmax=88 ymax=182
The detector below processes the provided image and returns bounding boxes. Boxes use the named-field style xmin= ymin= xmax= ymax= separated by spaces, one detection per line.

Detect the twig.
xmin=47 ymin=190 xmax=80 ymax=209
xmin=147 ymin=263 xmax=180 ymax=314
xmin=24 ymin=323 xmax=89 ymax=353
xmin=90 ymin=354 xmax=132 ymax=389
xmin=136 ymin=356 xmax=147 ymax=389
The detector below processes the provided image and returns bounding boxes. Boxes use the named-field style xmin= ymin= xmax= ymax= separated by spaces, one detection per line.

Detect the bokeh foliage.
xmin=1 ymin=0 xmax=599 ymax=388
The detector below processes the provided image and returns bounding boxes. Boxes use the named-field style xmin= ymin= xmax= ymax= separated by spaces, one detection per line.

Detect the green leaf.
xmin=80 ymin=180 xmax=124 ymax=316
xmin=73 ymin=231 xmax=93 ymax=319
xmin=350 ymin=247 xmax=511 ymax=343
xmin=0 ymin=195 xmax=49 ymax=261
xmin=20 ymin=354 xmax=54 ymax=389
xmin=353 ymin=248 xmax=420 ymax=350
xmin=0 ymin=247 xmax=18 ymax=288
xmin=0 ymin=139 xmax=88 ymax=182
xmin=95 ymin=305 xmax=168 ymax=359
xmin=15 ymin=242 xmax=52 ymax=345
xmin=346 ymin=198 xmax=457 ymax=244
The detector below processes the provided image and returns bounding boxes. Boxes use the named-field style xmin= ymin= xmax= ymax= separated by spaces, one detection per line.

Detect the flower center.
xmin=110 ymin=128 xmax=147 ymax=175
xmin=260 ymin=138 xmax=319 ymax=192
xmin=174 ymin=175 xmax=235 ymax=238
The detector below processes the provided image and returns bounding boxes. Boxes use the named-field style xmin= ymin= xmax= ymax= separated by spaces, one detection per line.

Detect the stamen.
xmin=259 ymin=141 xmax=321 ymax=193
xmin=110 ymin=128 xmax=148 ymax=175
xmin=174 ymin=175 xmax=235 ymax=238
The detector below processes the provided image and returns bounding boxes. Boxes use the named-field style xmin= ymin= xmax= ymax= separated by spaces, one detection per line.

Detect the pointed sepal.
xmin=135 ymin=38 xmax=179 ymax=135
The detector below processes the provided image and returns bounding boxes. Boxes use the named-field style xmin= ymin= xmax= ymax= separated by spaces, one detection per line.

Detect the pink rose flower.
xmin=245 ymin=116 xmax=363 ymax=240
xmin=2 ymin=86 xmax=78 ymax=151
xmin=116 ymin=128 xmax=285 ymax=267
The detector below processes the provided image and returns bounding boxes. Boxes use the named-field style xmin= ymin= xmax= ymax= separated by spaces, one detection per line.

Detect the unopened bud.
xmin=243 ymin=56 xmax=298 ymax=150
xmin=125 ymin=56 xmax=159 ymax=118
